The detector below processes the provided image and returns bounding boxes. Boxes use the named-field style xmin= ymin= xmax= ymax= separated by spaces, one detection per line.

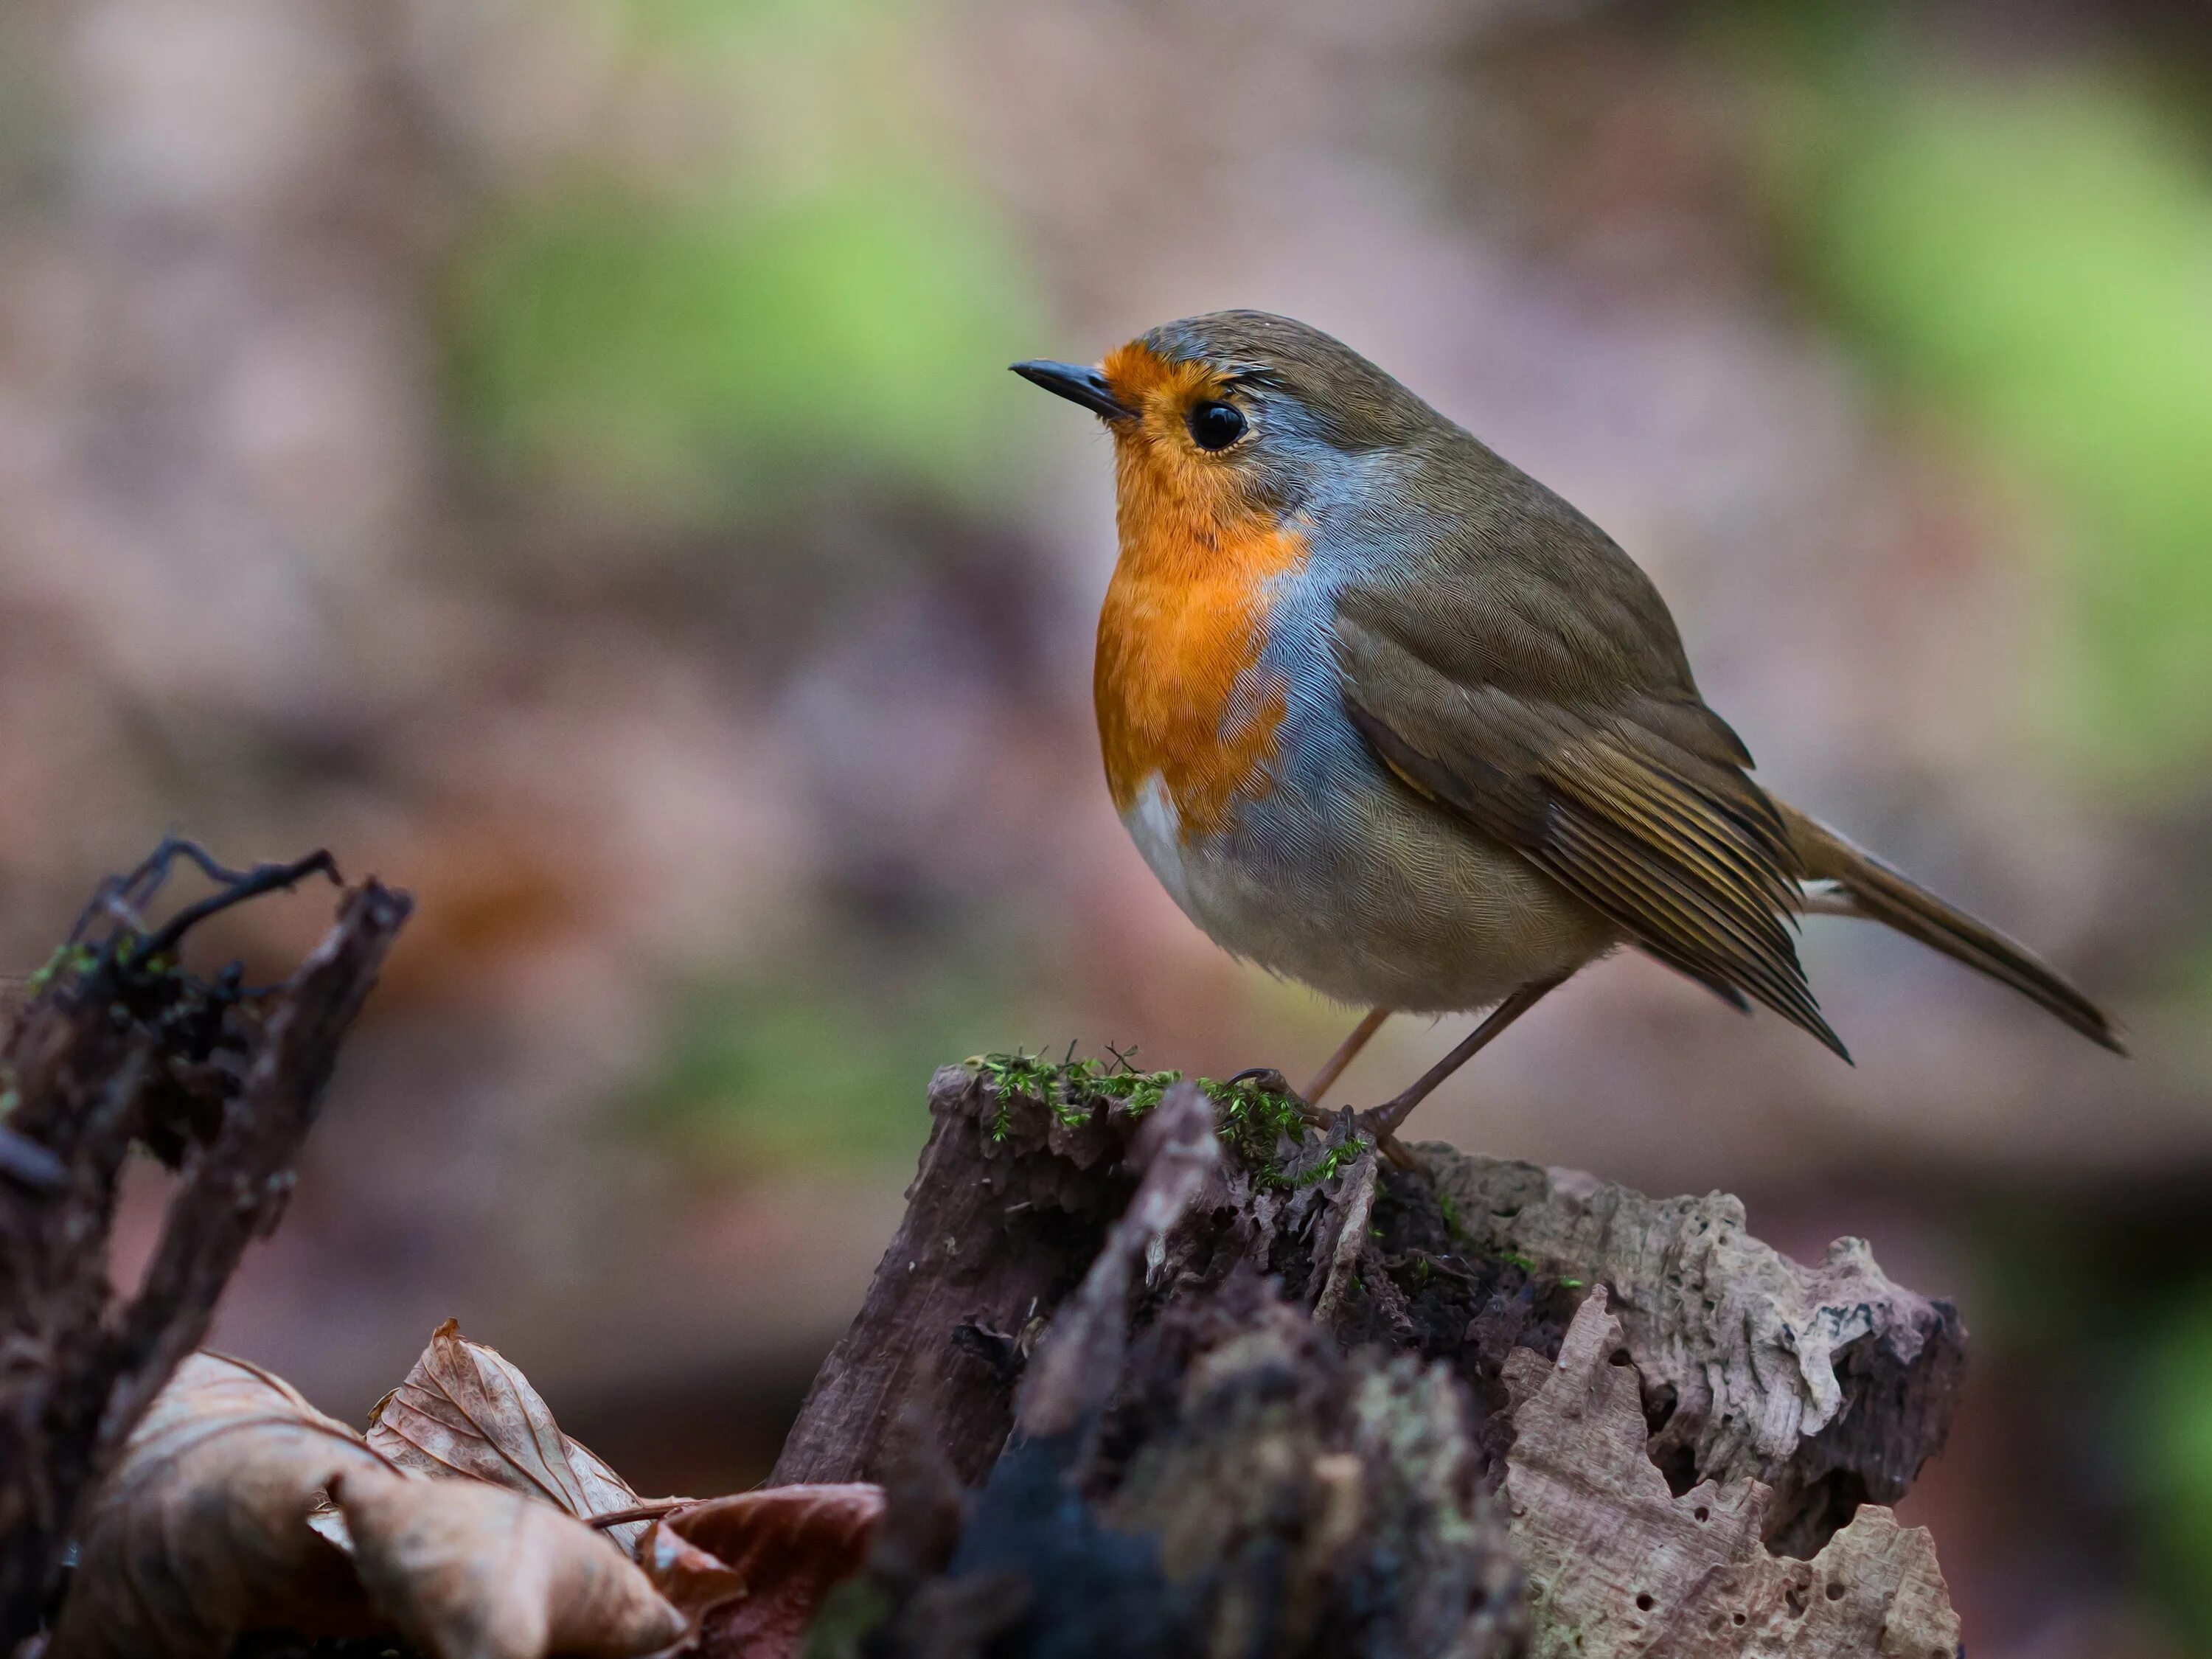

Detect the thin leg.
xmin=1303 ymin=1007 xmax=1391 ymax=1105
xmin=1365 ymin=975 xmax=1569 ymax=1138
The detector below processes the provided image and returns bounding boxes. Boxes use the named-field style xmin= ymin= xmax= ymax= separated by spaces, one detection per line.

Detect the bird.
xmin=1011 ymin=310 xmax=2123 ymax=1147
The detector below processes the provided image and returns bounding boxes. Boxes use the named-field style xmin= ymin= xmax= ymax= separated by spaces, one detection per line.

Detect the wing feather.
xmin=1335 ymin=591 xmax=1846 ymax=1060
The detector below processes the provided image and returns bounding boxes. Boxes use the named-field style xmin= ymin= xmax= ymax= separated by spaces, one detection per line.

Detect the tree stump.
xmin=785 ymin=1059 xmax=1968 ymax=1658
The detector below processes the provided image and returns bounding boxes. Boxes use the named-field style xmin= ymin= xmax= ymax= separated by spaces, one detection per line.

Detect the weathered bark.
xmin=1503 ymin=1291 xmax=1959 ymax=1658
xmin=0 ymin=845 xmax=411 ymax=1649
xmin=1427 ymin=1155 xmax=1964 ymax=1557
xmin=786 ymin=1060 xmax=1968 ymax=1658
xmin=770 ymin=1066 xmax=1142 ymax=1489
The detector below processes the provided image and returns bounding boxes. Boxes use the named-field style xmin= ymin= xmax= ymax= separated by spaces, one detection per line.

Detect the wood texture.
xmin=1421 ymin=1148 xmax=1966 ymax=1556
xmin=0 ymin=858 xmax=410 ymax=1646
xmin=768 ymin=1066 xmax=1142 ymax=1487
xmin=1503 ymin=1290 xmax=1960 ymax=1658
xmin=786 ymin=1062 xmax=1967 ymax=1657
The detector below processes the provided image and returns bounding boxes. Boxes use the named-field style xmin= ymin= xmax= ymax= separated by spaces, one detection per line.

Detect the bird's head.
xmin=1013 ymin=311 xmax=1441 ymax=538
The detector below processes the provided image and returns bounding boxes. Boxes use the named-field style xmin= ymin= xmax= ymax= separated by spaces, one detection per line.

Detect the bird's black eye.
xmin=1188 ymin=400 xmax=1246 ymax=451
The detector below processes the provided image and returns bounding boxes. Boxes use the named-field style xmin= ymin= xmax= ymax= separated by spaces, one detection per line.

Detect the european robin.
xmin=1012 ymin=311 xmax=2121 ymax=1143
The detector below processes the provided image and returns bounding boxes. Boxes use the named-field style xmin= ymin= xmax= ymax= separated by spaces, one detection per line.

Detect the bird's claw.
xmin=1223 ymin=1065 xmax=1298 ymax=1099
xmin=1348 ymin=1107 xmax=1424 ymax=1174
xmin=1222 ymin=1068 xmax=1420 ymax=1169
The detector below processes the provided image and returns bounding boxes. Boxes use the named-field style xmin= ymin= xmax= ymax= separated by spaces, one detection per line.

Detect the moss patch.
xmin=969 ymin=1048 xmax=1366 ymax=1190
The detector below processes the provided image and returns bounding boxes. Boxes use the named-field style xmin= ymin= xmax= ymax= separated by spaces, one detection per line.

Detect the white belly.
xmin=1117 ymin=769 xmax=1614 ymax=1015
xmin=1122 ymin=773 xmax=1203 ymax=919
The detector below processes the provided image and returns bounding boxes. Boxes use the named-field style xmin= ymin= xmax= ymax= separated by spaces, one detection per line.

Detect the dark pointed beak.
xmin=1010 ymin=359 xmax=1135 ymax=422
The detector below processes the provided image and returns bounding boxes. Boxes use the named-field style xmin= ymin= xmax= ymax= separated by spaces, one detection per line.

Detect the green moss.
xmin=1200 ymin=1072 xmax=1310 ymax=1172
xmin=1290 ymin=1130 xmax=1371 ymax=1190
xmin=973 ymin=1046 xmax=1185 ymax=1139
xmin=27 ymin=942 xmax=94 ymax=995
xmin=970 ymin=1048 xmax=1368 ymax=1189
xmin=1436 ymin=1190 xmax=1467 ymax=1242
xmin=1099 ymin=1068 xmax=1178 ymax=1115
xmin=24 ymin=938 xmax=183 ymax=995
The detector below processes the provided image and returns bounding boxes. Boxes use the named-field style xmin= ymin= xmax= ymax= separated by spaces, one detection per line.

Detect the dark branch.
xmin=0 ymin=845 xmax=408 ymax=1648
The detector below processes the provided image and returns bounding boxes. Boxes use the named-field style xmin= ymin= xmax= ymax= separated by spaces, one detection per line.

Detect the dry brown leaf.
xmin=1502 ymin=1288 xmax=1963 ymax=1658
xmin=48 ymin=1352 xmax=391 ymax=1658
xmin=637 ymin=1522 xmax=745 ymax=1626
xmin=333 ymin=1461 xmax=685 ymax=1659
xmin=369 ymin=1317 xmax=653 ymax=1551
xmin=641 ymin=1484 xmax=885 ymax=1658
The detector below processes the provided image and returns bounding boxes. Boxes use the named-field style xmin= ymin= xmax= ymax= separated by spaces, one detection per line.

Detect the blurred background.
xmin=1 ymin=0 xmax=2209 ymax=1649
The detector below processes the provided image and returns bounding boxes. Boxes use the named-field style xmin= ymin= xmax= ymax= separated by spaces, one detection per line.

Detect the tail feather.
xmin=1778 ymin=801 xmax=2126 ymax=1054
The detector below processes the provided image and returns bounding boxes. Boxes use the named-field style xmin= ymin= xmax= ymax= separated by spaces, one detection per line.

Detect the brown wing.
xmin=1332 ymin=567 xmax=1846 ymax=1060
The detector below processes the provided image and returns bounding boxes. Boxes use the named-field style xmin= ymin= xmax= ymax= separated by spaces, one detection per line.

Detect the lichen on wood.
xmin=1424 ymin=1150 xmax=1966 ymax=1554
xmin=1502 ymin=1289 xmax=1961 ymax=1658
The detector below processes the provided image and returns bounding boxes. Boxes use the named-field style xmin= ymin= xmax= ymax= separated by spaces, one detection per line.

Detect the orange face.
xmin=1092 ymin=342 xmax=1306 ymax=839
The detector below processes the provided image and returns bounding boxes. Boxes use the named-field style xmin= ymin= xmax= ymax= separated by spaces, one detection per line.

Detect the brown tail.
xmin=1778 ymin=801 xmax=2126 ymax=1054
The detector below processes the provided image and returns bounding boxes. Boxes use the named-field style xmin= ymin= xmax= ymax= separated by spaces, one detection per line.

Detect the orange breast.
xmin=1094 ymin=414 xmax=1306 ymax=841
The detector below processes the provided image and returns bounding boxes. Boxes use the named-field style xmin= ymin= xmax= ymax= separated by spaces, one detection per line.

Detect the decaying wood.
xmin=0 ymin=844 xmax=411 ymax=1649
xmin=1502 ymin=1290 xmax=1960 ymax=1658
xmin=770 ymin=1067 xmax=1154 ymax=1488
xmin=1011 ymin=1083 xmax=1220 ymax=1443
xmin=1428 ymin=1155 xmax=1965 ymax=1557
xmin=787 ymin=1060 xmax=1969 ymax=1658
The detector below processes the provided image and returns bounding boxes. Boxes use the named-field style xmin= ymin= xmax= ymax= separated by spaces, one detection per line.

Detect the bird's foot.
xmin=1222 ymin=1067 xmax=1420 ymax=1172
xmin=1352 ymin=1111 xmax=1423 ymax=1175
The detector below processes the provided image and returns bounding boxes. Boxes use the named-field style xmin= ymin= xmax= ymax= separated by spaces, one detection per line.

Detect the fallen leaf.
xmin=48 ymin=1353 xmax=390 ymax=1658
xmin=640 ymin=1484 xmax=885 ymax=1658
xmin=333 ymin=1461 xmax=686 ymax=1659
xmin=638 ymin=1523 xmax=745 ymax=1626
xmin=369 ymin=1318 xmax=655 ymax=1551
xmin=1501 ymin=1288 xmax=1962 ymax=1658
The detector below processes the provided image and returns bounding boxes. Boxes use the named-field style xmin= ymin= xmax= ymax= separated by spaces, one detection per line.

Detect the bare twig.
xmin=584 ymin=1500 xmax=697 ymax=1532
xmin=0 ymin=848 xmax=409 ymax=1647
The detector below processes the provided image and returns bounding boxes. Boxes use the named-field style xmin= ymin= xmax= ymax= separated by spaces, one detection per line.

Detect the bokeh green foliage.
xmin=1744 ymin=6 xmax=2212 ymax=790
xmin=443 ymin=0 xmax=1042 ymax=525
xmin=453 ymin=2 xmax=1064 ymax=1168
xmin=1733 ymin=10 xmax=2212 ymax=1638
xmin=2138 ymin=1285 xmax=2212 ymax=1646
xmin=633 ymin=959 xmax=1025 ymax=1172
